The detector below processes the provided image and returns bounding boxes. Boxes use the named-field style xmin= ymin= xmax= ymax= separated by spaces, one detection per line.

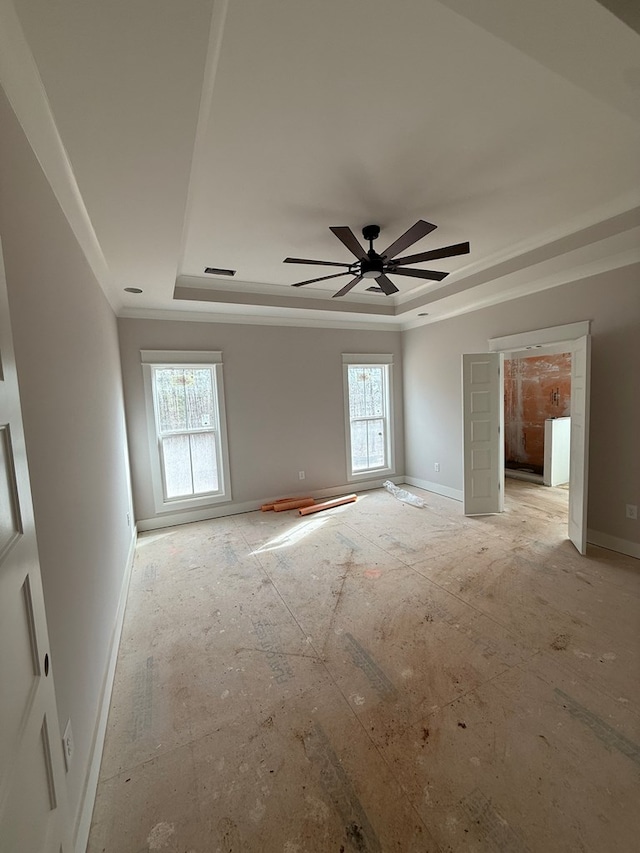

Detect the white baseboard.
xmin=136 ymin=476 xmax=404 ymax=532
xmin=73 ymin=526 xmax=137 ymax=853
xmin=402 ymin=476 xmax=463 ymax=502
xmin=587 ymin=529 xmax=640 ymax=560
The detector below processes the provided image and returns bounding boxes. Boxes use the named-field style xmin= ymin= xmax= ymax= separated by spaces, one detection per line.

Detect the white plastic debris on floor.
xmin=382 ymin=480 xmax=426 ymax=508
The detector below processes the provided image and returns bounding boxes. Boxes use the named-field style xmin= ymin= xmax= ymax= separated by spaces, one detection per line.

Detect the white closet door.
xmin=462 ymin=352 xmax=504 ymax=515
xmin=568 ymin=335 xmax=591 ymax=554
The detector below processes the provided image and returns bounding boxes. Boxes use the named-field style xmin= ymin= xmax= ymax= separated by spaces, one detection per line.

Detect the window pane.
xmin=190 ymin=432 xmax=219 ymax=494
xmin=366 ymin=419 xmax=385 ymax=468
xmin=348 ymin=367 xmax=383 ymax=418
xmin=162 ymin=434 xmax=193 ymax=498
xmin=351 ymin=420 xmax=369 ymax=470
xmin=162 ymin=433 xmax=219 ymax=499
xmin=155 ymin=368 xmax=216 ymax=433
xmin=184 ymin=369 xmax=215 ymax=430
xmin=155 ymin=369 xmax=188 ymax=432
xmin=350 ymin=419 xmax=386 ymax=471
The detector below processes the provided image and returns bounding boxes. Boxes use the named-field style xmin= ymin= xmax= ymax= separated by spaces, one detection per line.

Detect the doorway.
xmin=461 ymin=321 xmax=591 ymax=553
xmin=489 ymin=321 xmax=590 ymax=554
xmin=504 ymin=345 xmax=572 ymax=488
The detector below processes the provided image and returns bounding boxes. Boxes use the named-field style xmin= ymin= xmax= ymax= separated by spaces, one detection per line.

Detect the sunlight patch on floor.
xmin=251 ymin=516 xmax=329 ymax=555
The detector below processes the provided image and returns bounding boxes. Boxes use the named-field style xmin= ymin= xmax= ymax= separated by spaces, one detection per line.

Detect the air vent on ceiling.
xmin=366 ymin=286 xmax=384 ymax=293
xmin=204 ymin=267 xmax=236 ymax=276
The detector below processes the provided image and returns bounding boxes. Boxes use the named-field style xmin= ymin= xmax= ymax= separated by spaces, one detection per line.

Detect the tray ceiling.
xmin=3 ymin=0 xmax=640 ymax=328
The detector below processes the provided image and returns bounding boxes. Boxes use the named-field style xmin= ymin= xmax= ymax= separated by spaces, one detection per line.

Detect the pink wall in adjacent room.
xmin=504 ymin=353 xmax=571 ymax=471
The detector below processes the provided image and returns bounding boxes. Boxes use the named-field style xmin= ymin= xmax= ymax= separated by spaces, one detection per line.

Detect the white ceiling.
xmin=3 ymin=0 xmax=640 ymax=329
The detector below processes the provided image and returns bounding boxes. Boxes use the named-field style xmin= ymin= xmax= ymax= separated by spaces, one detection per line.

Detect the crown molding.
xmin=0 ymin=0 xmax=118 ymax=311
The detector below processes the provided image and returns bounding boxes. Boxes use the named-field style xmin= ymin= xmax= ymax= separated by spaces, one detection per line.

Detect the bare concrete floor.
xmin=88 ymin=481 xmax=640 ymax=853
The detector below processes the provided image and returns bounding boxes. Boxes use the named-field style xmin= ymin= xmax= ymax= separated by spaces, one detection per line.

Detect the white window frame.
xmin=141 ymin=350 xmax=232 ymax=513
xmin=342 ymin=353 xmax=395 ymax=482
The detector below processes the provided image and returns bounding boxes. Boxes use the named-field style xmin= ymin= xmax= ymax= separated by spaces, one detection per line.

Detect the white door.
xmin=568 ymin=335 xmax=591 ymax=554
xmin=0 ymin=241 xmax=72 ymax=852
xmin=462 ymin=352 xmax=504 ymax=515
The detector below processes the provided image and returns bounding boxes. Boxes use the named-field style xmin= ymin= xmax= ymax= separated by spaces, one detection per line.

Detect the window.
xmin=141 ymin=351 xmax=231 ymax=512
xmin=342 ymin=354 xmax=394 ymax=479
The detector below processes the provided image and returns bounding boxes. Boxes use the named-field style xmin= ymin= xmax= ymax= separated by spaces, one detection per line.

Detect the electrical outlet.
xmin=298 ymin=471 xmax=305 ymax=480
xmin=434 ymin=463 xmax=440 ymax=473
xmin=626 ymin=504 xmax=637 ymax=520
xmin=62 ymin=719 xmax=74 ymax=771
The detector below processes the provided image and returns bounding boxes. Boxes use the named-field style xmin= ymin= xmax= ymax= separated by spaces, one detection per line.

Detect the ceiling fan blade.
xmin=393 ymin=241 xmax=470 ymax=266
xmin=284 ymin=257 xmax=352 ymax=268
xmin=381 ymin=220 xmax=437 ymax=260
xmin=375 ymin=273 xmax=399 ymax=296
xmin=332 ymin=275 xmax=363 ymax=298
xmin=291 ymin=271 xmax=351 ymax=287
xmin=329 ymin=226 xmax=368 ymax=260
xmin=390 ymin=268 xmax=449 ymax=281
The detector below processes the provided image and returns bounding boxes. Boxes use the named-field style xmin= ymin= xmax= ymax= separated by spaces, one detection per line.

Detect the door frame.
xmin=488 ymin=320 xmax=591 ymax=553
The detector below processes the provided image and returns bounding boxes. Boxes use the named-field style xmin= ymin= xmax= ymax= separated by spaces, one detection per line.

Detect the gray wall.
xmin=403 ymin=263 xmax=640 ymax=546
xmin=0 ymin=88 xmax=134 ymax=832
xmin=118 ymin=319 xmax=404 ymax=522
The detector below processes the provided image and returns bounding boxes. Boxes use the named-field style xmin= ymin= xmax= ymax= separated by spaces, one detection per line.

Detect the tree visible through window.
xmin=348 ymin=366 xmax=386 ymax=471
xmin=153 ymin=367 xmax=221 ymax=500
xmin=344 ymin=359 xmax=393 ymax=477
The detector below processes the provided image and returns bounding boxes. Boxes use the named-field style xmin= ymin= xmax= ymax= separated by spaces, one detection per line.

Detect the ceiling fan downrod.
xmin=360 ymin=224 xmax=383 ymax=278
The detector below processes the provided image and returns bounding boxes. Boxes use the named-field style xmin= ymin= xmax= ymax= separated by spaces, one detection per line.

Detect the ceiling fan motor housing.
xmin=361 ymin=256 xmax=385 ymax=278
xmin=362 ymin=224 xmax=380 ymax=242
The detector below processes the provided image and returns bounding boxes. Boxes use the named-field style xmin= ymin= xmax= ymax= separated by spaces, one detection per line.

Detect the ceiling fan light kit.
xmin=284 ymin=220 xmax=470 ymax=298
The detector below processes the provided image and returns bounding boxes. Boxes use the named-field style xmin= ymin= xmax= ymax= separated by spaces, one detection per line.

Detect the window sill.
xmin=154 ymin=491 xmax=231 ymax=515
xmin=347 ymin=466 xmax=395 ymax=483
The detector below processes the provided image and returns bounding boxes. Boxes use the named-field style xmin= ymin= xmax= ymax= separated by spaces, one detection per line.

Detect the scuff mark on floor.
xmin=321 ymin=556 xmax=353 ymax=655
xmin=146 ymin=821 xmax=175 ymax=850
xmin=550 ymin=634 xmax=570 ymax=651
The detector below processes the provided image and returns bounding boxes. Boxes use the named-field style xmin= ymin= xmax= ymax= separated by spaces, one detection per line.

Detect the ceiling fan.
xmin=284 ymin=220 xmax=470 ymax=298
